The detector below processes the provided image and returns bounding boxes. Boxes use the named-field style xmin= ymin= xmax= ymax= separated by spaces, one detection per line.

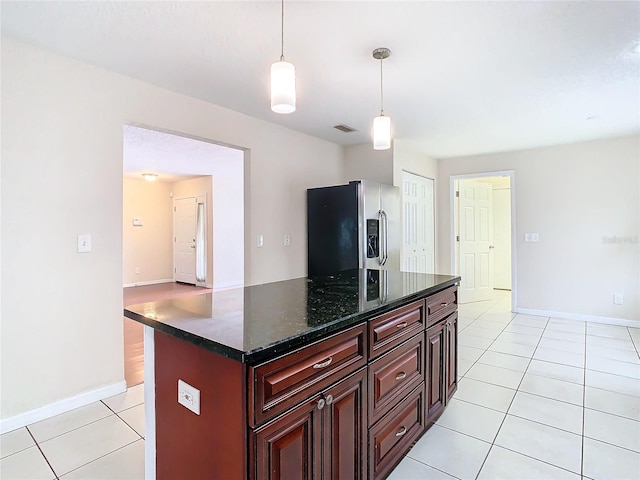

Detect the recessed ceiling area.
xmin=3 ymin=1 xmax=639 ymax=158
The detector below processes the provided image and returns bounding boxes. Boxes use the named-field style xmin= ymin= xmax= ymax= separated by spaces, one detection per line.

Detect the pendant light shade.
xmin=372 ymin=47 xmax=392 ymax=150
xmin=271 ymin=60 xmax=296 ymax=113
xmin=271 ymin=0 xmax=296 ymax=114
xmin=372 ymin=114 xmax=391 ymax=150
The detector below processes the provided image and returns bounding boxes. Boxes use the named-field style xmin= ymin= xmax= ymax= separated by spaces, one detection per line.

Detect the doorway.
xmin=122 ymin=125 xmax=245 ymax=386
xmin=450 ymin=171 xmax=515 ymax=307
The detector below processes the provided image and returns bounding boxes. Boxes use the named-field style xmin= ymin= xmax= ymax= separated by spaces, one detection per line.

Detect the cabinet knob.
xmin=325 ymin=394 xmax=333 ymax=406
xmin=313 ymin=357 xmax=333 ymax=369
xmin=396 ymin=322 xmax=408 ymax=329
xmin=395 ymin=372 xmax=407 ymax=381
xmin=317 ymin=399 xmax=325 ymax=410
xmin=395 ymin=426 xmax=408 ymax=437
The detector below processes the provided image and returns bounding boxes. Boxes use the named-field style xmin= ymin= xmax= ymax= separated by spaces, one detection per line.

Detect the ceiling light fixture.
xmin=142 ymin=173 xmax=158 ymax=182
xmin=372 ymin=47 xmax=392 ymax=150
xmin=270 ymin=0 xmax=296 ymax=114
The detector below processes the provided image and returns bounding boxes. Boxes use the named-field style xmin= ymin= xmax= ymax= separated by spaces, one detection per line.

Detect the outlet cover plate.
xmin=178 ymin=379 xmax=200 ymax=415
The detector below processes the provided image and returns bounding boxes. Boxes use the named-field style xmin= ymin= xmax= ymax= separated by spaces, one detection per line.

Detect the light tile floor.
xmin=2 ymin=291 xmax=639 ymax=479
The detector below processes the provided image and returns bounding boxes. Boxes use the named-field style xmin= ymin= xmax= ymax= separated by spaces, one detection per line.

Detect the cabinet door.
xmin=253 ymin=396 xmax=323 ymax=480
xmin=445 ymin=313 xmax=458 ymax=402
xmin=426 ymin=322 xmax=446 ymax=422
xmin=323 ymin=368 xmax=367 ymax=480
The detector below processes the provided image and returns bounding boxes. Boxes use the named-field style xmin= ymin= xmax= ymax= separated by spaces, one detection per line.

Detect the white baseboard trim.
xmin=213 ymin=282 xmax=243 ymax=292
xmin=123 ymin=279 xmax=174 ymax=288
xmin=515 ymin=307 xmax=639 ymax=327
xmin=0 ymin=381 xmax=127 ymax=434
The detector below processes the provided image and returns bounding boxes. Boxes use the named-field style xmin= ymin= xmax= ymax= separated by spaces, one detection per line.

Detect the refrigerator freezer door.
xmin=380 ymin=183 xmax=401 ymax=271
xmin=357 ymin=181 xmax=384 ymax=270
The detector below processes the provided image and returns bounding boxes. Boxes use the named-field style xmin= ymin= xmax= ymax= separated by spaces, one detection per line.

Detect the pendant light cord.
xmin=380 ymin=58 xmax=384 ymax=115
xmin=280 ymin=0 xmax=285 ymax=61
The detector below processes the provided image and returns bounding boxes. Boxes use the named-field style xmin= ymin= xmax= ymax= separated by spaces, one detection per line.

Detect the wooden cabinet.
xmin=251 ymin=368 xmax=367 ymax=480
xmin=426 ymin=311 xmax=458 ymax=423
xmin=368 ymin=384 xmax=426 ymax=480
xmin=250 ymin=324 xmax=367 ymax=427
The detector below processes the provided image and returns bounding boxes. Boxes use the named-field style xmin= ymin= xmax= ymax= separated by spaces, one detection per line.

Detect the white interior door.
xmin=493 ymin=188 xmax=512 ymax=290
xmin=458 ymin=181 xmax=493 ymax=303
xmin=174 ymin=197 xmax=197 ymax=284
xmin=401 ymin=171 xmax=435 ymax=273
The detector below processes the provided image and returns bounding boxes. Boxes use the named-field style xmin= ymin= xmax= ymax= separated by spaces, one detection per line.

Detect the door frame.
xmin=449 ymin=170 xmax=516 ymax=309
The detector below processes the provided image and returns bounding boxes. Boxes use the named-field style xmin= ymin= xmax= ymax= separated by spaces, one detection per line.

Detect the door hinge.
xmin=456 ymin=235 xmax=460 ymax=242
xmin=174 ymin=237 xmax=176 ymax=242
xmin=174 ymin=206 xmax=176 ymax=212
xmin=455 ymin=191 xmax=460 ymax=198
xmin=174 ymin=268 xmax=176 ymax=273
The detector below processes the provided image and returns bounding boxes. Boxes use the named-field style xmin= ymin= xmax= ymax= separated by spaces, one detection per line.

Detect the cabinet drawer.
xmin=426 ymin=286 xmax=457 ymax=326
xmin=250 ymin=324 xmax=367 ymax=427
xmin=369 ymin=333 xmax=424 ymax=424
xmin=368 ymin=384 xmax=426 ymax=480
xmin=369 ymin=300 xmax=425 ymax=359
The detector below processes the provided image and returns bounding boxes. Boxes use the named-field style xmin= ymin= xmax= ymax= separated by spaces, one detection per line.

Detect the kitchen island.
xmin=125 ymin=269 xmax=460 ymax=480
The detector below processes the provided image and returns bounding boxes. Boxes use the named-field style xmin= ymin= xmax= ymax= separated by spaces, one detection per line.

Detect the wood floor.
xmin=123 ymin=282 xmax=212 ymax=387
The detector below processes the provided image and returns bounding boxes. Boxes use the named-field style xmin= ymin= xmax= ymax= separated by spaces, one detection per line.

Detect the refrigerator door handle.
xmin=380 ymin=210 xmax=389 ymax=266
xmin=377 ymin=210 xmax=385 ymax=265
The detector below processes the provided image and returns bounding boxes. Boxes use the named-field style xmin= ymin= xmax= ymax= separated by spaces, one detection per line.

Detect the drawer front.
xmin=369 ymin=333 xmax=424 ymax=424
xmin=369 ymin=300 xmax=425 ymax=359
xmin=368 ymin=384 xmax=426 ymax=480
xmin=426 ymin=286 xmax=457 ymax=326
xmin=250 ymin=323 xmax=367 ymax=427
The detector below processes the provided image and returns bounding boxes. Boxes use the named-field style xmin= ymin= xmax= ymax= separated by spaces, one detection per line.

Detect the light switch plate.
xmin=257 ymin=235 xmax=264 ymax=248
xmin=133 ymin=217 xmax=143 ymax=226
xmin=178 ymin=379 xmax=200 ymax=415
xmin=77 ymin=234 xmax=92 ymax=253
xmin=284 ymin=234 xmax=291 ymax=246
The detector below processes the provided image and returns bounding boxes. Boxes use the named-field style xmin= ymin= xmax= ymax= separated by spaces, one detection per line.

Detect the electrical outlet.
xmin=135 ymin=267 xmax=140 ymax=275
xmin=614 ymin=293 xmax=624 ymax=305
xmin=178 ymin=379 xmax=200 ymax=415
xmin=284 ymin=234 xmax=291 ymax=246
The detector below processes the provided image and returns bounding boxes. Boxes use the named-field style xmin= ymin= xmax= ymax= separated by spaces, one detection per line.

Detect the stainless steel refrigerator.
xmin=307 ymin=180 xmax=401 ymax=276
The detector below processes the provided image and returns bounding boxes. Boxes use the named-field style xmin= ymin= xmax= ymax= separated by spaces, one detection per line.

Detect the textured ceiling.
xmin=2 ymin=1 xmax=639 ymax=158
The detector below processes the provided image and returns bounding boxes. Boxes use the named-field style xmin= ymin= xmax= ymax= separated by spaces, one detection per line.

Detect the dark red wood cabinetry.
xmin=251 ymin=368 xmax=367 ymax=480
xmin=426 ymin=311 xmax=458 ymax=423
xmin=151 ymin=284 xmax=457 ymax=480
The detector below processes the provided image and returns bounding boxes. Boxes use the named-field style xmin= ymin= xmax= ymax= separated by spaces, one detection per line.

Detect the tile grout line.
xmin=25 ymin=426 xmax=59 ymax=480
xmin=51 ymin=439 xmax=142 ymax=479
xmin=464 ymin=302 xmax=542 ymax=479
xmin=581 ymin=320 xmax=587 ymax=479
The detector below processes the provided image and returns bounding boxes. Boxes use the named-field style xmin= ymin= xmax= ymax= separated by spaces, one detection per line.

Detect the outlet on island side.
xmin=178 ymin=379 xmax=200 ymax=415
xmin=614 ymin=293 xmax=624 ymax=305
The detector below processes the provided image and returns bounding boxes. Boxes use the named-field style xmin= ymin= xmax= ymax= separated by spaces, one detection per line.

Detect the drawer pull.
xmin=395 ymin=426 xmax=408 ymax=437
xmin=396 ymin=322 xmax=408 ymax=329
xmin=395 ymin=371 xmax=407 ymax=381
xmin=440 ymin=302 xmax=449 ymax=307
xmin=313 ymin=357 xmax=333 ymax=369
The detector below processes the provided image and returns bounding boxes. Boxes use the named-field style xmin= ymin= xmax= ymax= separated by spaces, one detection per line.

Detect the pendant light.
xmin=372 ymin=47 xmax=391 ymax=150
xmin=271 ymin=0 xmax=296 ymax=113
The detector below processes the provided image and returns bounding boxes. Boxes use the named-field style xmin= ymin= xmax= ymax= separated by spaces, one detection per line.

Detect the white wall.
xmin=123 ymin=178 xmax=174 ymax=285
xmin=438 ymin=135 xmax=639 ymax=321
xmin=343 ymin=143 xmax=393 ymax=184
xmin=1 ymin=37 xmax=344 ymax=425
xmin=392 ymin=140 xmax=438 ymax=188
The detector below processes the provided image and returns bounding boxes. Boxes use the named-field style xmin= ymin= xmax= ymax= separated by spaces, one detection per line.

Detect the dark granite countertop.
xmin=124 ymin=269 xmax=460 ymax=364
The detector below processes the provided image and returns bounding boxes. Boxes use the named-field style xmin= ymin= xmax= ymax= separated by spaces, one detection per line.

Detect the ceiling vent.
xmin=333 ymin=124 xmax=357 ymax=133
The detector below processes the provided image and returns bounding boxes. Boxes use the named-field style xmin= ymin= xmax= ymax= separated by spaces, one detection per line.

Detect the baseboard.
xmin=515 ymin=307 xmax=639 ymax=327
xmin=123 ymin=278 xmax=174 ymax=288
xmin=0 ymin=381 xmax=127 ymax=434
xmin=213 ymin=282 xmax=243 ymax=291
